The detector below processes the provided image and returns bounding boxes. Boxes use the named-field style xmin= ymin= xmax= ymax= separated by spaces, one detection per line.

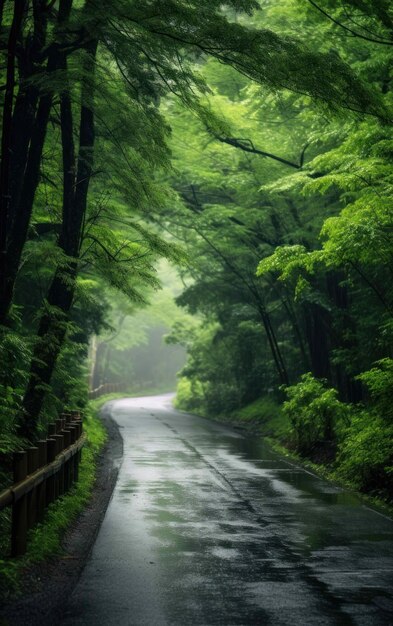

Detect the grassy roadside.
xmin=263 ymin=436 xmax=393 ymax=519
xmin=0 ymin=387 xmax=172 ymax=597
xmin=0 ymin=402 xmax=107 ymax=599
xmin=197 ymin=396 xmax=393 ymax=519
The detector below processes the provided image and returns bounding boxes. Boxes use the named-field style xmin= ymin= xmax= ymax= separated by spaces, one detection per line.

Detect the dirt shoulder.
xmin=0 ymin=404 xmax=122 ymax=626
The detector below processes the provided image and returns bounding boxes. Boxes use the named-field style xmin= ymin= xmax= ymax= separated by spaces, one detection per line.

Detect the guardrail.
xmin=88 ymin=382 xmax=123 ymax=400
xmin=0 ymin=411 xmax=85 ymax=557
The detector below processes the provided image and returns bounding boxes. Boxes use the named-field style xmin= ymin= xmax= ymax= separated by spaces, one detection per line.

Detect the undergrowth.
xmin=0 ymin=404 xmax=106 ymax=600
xmin=229 ymin=396 xmax=288 ymax=439
xmin=178 ymin=383 xmax=392 ymax=514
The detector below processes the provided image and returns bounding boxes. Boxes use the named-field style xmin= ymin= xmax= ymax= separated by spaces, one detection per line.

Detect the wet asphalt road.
xmin=61 ymin=394 xmax=393 ymax=626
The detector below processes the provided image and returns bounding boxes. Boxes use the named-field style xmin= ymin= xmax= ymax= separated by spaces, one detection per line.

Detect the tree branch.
xmin=212 ymin=134 xmax=305 ymax=169
xmin=307 ymin=0 xmax=393 ymax=45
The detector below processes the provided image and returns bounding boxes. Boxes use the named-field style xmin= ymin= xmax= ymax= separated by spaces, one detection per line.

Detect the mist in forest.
xmin=89 ymin=262 xmax=190 ymax=394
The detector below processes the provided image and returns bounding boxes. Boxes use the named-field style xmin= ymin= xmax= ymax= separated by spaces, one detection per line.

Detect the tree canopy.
xmin=0 ymin=0 xmax=392 ymax=500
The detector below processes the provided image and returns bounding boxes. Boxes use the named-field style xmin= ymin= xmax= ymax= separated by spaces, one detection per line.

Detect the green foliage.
xmin=174 ymin=377 xmax=205 ymax=413
xmin=357 ymin=359 xmax=393 ymax=421
xmin=257 ymin=245 xmax=312 ymax=283
xmin=231 ymin=396 xmax=290 ymax=439
xmin=336 ymin=413 xmax=393 ymax=495
xmin=170 ymin=316 xmax=276 ymax=415
xmin=0 ymin=330 xmax=31 ymax=457
xmin=231 ymin=396 xmax=280 ymax=423
xmin=162 ymin=0 xmax=393 ymax=504
xmin=0 ymin=404 xmax=106 ymax=598
xmin=1 ymin=0 xmax=393 ymax=507
xmin=282 ymin=374 xmax=350 ymax=456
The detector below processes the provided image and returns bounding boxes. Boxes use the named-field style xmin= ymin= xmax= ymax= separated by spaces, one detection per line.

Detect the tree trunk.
xmin=20 ymin=268 xmax=77 ymax=437
xmin=0 ymin=0 xmax=73 ymax=325
xmin=88 ymin=335 xmax=98 ymax=390
xmin=257 ymin=303 xmax=289 ymax=386
xmin=8 ymin=0 xmax=49 ymax=231
xmin=21 ymin=38 xmax=98 ymax=438
xmin=1 ymin=92 xmax=54 ymax=324
xmin=326 ymin=270 xmax=363 ymax=402
xmin=0 ymin=0 xmax=27 ymax=323
xmin=303 ymin=302 xmax=332 ymax=380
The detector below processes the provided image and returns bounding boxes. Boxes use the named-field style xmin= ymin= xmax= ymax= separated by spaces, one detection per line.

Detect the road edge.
xmin=0 ymin=404 xmax=123 ymax=626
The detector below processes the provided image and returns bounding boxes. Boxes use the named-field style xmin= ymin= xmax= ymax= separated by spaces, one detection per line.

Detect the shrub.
xmin=336 ymin=412 xmax=393 ymax=496
xmin=282 ymin=373 xmax=350 ymax=458
xmin=204 ymin=381 xmax=241 ymax=416
xmin=358 ymin=358 xmax=393 ymax=421
xmin=174 ymin=377 xmax=205 ymax=412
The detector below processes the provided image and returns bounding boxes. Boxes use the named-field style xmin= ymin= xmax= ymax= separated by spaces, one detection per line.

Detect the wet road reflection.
xmin=61 ymin=394 xmax=393 ymax=625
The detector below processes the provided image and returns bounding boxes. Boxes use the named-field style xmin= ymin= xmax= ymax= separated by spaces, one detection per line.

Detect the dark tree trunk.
xmin=0 ymin=0 xmax=27 ymax=323
xmin=326 ymin=271 xmax=363 ymax=403
xmin=303 ymin=302 xmax=332 ymax=380
xmin=278 ymin=294 xmax=309 ymax=371
xmin=0 ymin=0 xmax=73 ymax=325
xmin=8 ymin=0 xmax=48 ymax=230
xmin=20 ymin=267 xmax=77 ymax=437
xmin=21 ymin=38 xmax=98 ymax=438
xmin=257 ymin=304 xmax=289 ymax=386
xmin=1 ymin=92 xmax=54 ymax=323
xmin=7 ymin=84 xmax=40 ymax=231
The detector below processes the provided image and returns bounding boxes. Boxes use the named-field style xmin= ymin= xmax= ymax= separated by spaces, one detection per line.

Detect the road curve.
xmin=61 ymin=394 xmax=393 ymax=625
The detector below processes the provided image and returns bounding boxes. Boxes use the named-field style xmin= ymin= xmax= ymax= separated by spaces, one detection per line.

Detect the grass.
xmin=0 ymin=386 xmax=176 ymax=595
xmin=211 ymin=395 xmax=393 ymax=519
xmin=0 ymin=403 xmax=107 ymax=599
xmin=229 ymin=396 xmax=289 ymax=439
xmin=264 ymin=433 xmax=393 ymax=518
xmin=193 ymin=395 xmax=290 ymax=441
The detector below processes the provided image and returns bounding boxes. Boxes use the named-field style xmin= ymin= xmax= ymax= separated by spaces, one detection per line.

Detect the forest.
xmin=0 ymin=0 xmax=392 ymax=537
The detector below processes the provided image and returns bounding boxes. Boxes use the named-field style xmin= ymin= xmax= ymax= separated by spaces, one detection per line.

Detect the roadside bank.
xmin=0 ymin=398 xmax=123 ymax=626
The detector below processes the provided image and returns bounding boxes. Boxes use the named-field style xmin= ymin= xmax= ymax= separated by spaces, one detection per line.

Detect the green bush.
xmin=358 ymin=358 xmax=393 ymax=421
xmin=175 ymin=376 xmax=241 ymax=416
xmin=282 ymin=373 xmax=350 ymax=457
xmin=336 ymin=412 xmax=393 ymax=496
xmin=204 ymin=381 xmax=240 ymax=416
xmin=229 ymin=395 xmax=289 ymax=439
xmin=174 ymin=377 xmax=205 ymax=412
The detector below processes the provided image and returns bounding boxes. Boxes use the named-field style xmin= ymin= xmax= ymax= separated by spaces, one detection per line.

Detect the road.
xmin=61 ymin=394 xmax=393 ymax=625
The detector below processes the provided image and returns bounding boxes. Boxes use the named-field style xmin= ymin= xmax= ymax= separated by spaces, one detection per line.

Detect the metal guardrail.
xmin=0 ymin=411 xmax=85 ymax=556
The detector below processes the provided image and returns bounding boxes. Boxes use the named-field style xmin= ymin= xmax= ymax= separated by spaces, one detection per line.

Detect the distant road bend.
xmin=61 ymin=394 xmax=393 ymax=625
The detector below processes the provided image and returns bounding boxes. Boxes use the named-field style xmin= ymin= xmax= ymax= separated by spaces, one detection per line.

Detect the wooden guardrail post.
xmin=74 ymin=421 xmax=81 ymax=481
xmin=63 ymin=412 xmax=72 ymax=426
xmin=69 ymin=425 xmax=76 ymax=485
xmin=53 ymin=434 xmax=64 ymax=496
xmin=37 ymin=440 xmax=47 ymax=522
xmin=2 ymin=409 xmax=86 ymax=558
xmin=62 ymin=429 xmax=71 ymax=491
xmin=27 ymin=447 xmax=39 ymax=529
xmin=78 ymin=416 xmax=83 ymax=469
xmin=46 ymin=438 xmax=57 ymax=505
xmin=11 ymin=451 xmax=28 ymax=557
